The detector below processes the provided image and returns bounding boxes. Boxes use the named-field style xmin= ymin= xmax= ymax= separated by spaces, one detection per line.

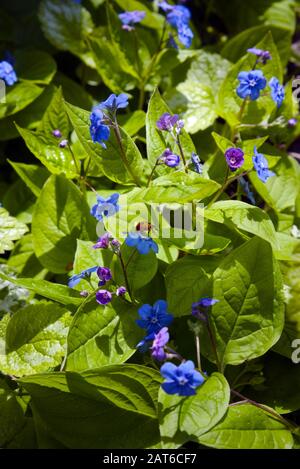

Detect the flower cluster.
xmin=159 ymin=1 xmax=193 ymax=48
xmin=0 ymin=60 xmax=17 ymax=86
xmin=118 ymin=10 xmax=146 ymax=31
xmin=90 ymin=193 xmax=120 ymax=222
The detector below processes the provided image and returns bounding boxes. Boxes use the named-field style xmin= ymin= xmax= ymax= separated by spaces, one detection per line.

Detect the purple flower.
xmin=288 ymin=118 xmax=297 ymax=127
xmin=252 ymin=146 xmax=275 ymax=183
xmin=237 ymin=70 xmax=267 ymax=100
xmin=96 ymin=289 xmax=112 ymax=305
xmin=0 ymin=60 xmax=17 ymax=86
xmin=125 ymin=232 xmax=158 ymax=255
xmin=89 ymin=107 xmax=110 ymax=148
xmin=80 ymin=290 xmax=89 ymax=297
xmin=160 ymin=360 xmax=205 ymax=396
xmin=97 ymin=267 xmax=112 ymax=286
xmin=157 ymin=112 xmax=180 ymax=131
xmin=52 ymin=129 xmax=62 ymax=138
xmin=93 ymin=233 xmax=111 ymax=249
xmin=98 ymin=93 xmax=129 ymax=113
xmin=269 ymin=77 xmax=285 ymax=108
xmin=247 ymin=48 xmax=271 ymax=64
xmin=90 ymin=193 xmax=120 ymax=222
xmin=68 ymin=266 xmax=98 ymax=288
xmin=59 ymin=139 xmax=68 ymax=148
xmin=136 ymin=300 xmax=173 ymax=338
xmin=119 ymin=10 xmax=146 ymax=31
xmin=116 ymin=286 xmax=127 ymax=297
xmin=225 ymin=147 xmax=245 ymax=171
xmin=111 ymin=239 xmax=121 ymax=251
xmin=192 ymin=297 xmax=219 ymax=321
xmin=160 ymin=148 xmax=180 ymax=167
xmin=151 ymin=327 xmax=169 ymax=361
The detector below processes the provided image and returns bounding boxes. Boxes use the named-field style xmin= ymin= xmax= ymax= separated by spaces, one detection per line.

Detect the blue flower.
xmin=247 ymin=48 xmax=271 ymax=64
xmin=151 ymin=327 xmax=169 ymax=361
xmin=252 ymin=146 xmax=275 ymax=183
xmin=269 ymin=77 xmax=285 ymax=108
xmin=160 ymin=148 xmax=180 ymax=167
xmin=0 ymin=60 xmax=17 ymax=86
xmin=119 ymin=10 xmax=146 ymax=31
xmin=99 ymin=93 xmax=129 ymax=113
xmin=236 ymin=70 xmax=267 ymax=100
xmin=125 ymin=232 xmax=158 ymax=254
xmin=89 ymin=107 xmax=110 ymax=148
xmin=136 ymin=300 xmax=174 ymax=338
xmin=191 ymin=152 xmax=203 ymax=174
xmin=160 ymin=360 xmax=205 ymax=396
xmin=159 ymin=2 xmax=193 ymax=48
xmin=91 ymin=193 xmax=120 ymax=222
xmin=239 ymin=176 xmax=256 ymax=205
xmin=68 ymin=266 xmax=98 ymax=288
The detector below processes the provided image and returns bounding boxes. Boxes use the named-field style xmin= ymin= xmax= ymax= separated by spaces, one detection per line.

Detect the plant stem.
xmin=118 ymin=251 xmax=134 ymax=302
xmin=206 ymin=320 xmax=222 ymax=372
xmin=113 ymin=119 xmax=140 ymax=186
xmin=68 ymin=143 xmax=80 ymax=175
xmin=176 ymin=135 xmax=188 ymax=173
xmin=207 ymin=166 xmax=230 ymax=208
xmin=147 ymin=159 xmax=160 ymax=187
xmin=195 ymin=334 xmax=202 ymax=372
xmin=125 ymin=248 xmax=138 ymax=269
xmin=230 ymin=389 xmax=297 ymax=431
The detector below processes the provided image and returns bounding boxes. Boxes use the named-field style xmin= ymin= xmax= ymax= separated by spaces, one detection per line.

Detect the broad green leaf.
xmin=67 ymin=296 xmax=140 ymax=371
xmin=65 ymin=102 xmax=148 ymax=186
xmin=0 ymin=207 xmax=28 ymax=254
xmin=88 ymin=28 xmax=138 ymax=92
xmin=0 ymin=273 xmax=83 ymax=309
xmin=15 ymin=50 xmax=57 ymax=85
xmin=0 ymin=376 xmax=28 ymax=447
xmin=166 ymin=51 xmax=231 ymax=133
xmin=205 ymin=200 xmax=279 ymax=250
xmin=146 ymin=88 xmax=196 ymax=176
xmin=0 ymin=82 xmax=43 ymax=119
xmin=8 ymin=161 xmax=50 ymax=197
xmin=38 ymin=0 xmax=95 ymax=67
xmin=119 ymin=110 xmax=146 ymax=136
xmin=39 ymin=87 xmax=70 ymax=136
xmin=198 ymin=403 xmax=293 ymax=449
xmin=249 ymin=354 xmax=300 ymax=414
xmin=218 ymin=33 xmax=282 ymax=127
xmin=159 ymin=373 xmax=230 ymax=448
xmin=73 ymin=240 xmax=113 ymax=277
xmin=112 ymin=244 xmax=158 ymax=291
xmin=17 ymin=125 xmax=78 ymax=179
xmin=166 ymin=256 xmax=210 ymax=317
xmin=209 ymin=237 xmax=284 ymax=368
xmin=7 ymin=234 xmax=45 ymax=279
xmin=32 ymin=174 xmax=96 ymax=273
xmin=0 ymin=301 xmax=71 ymax=376
xmin=20 ymin=365 xmax=161 ymax=448
xmin=138 ymin=172 xmax=220 ymax=203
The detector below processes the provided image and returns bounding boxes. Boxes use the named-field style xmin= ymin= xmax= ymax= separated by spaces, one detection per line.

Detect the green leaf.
xmin=209 ymin=237 xmax=284 ymax=368
xmin=146 ymin=88 xmax=195 ymax=176
xmin=114 ymin=0 xmax=164 ymax=29
xmin=39 ymin=87 xmax=70 ymax=136
xmin=32 ymin=174 xmax=95 ymax=273
xmin=17 ymin=125 xmax=78 ymax=179
xmin=0 ymin=301 xmax=71 ymax=376
xmin=0 ymin=273 xmax=83 ymax=309
xmin=65 ymin=102 xmax=148 ymax=186
xmin=166 ymin=51 xmax=231 ymax=133
xmin=20 ymin=365 xmax=161 ymax=448
xmin=0 ymin=207 xmax=28 ymax=254
xmin=7 ymin=234 xmax=45 ymax=279
xmin=159 ymin=373 xmax=230 ymax=448
xmin=218 ymin=32 xmax=282 ymax=127
xmin=8 ymin=161 xmax=50 ymax=197
xmin=15 ymin=50 xmax=57 ymax=85
xmin=119 ymin=110 xmax=146 ymax=137
xmin=67 ymin=296 xmax=141 ymax=371
xmin=113 ymin=244 xmax=158 ymax=291
xmin=205 ymin=200 xmax=279 ymax=250
xmin=0 ymin=82 xmax=44 ymax=119
xmin=38 ymin=0 xmax=95 ymax=67
xmin=198 ymin=403 xmax=293 ymax=449
xmin=166 ymin=256 xmax=210 ymax=317
xmin=73 ymin=240 xmax=113 ymax=277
